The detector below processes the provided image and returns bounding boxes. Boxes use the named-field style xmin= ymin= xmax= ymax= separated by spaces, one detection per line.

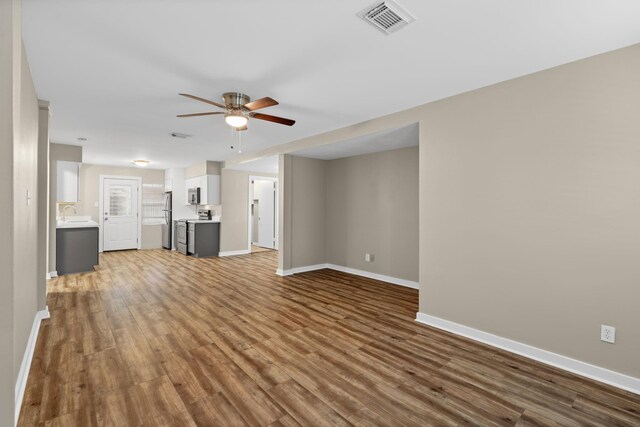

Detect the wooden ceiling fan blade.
xmin=179 ymin=93 xmax=227 ymax=109
xmin=177 ymin=112 xmax=225 ymax=118
xmin=243 ymin=97 xmax=278 ymax=111
xmin=251 ymin=113 xmax=295 ymax=126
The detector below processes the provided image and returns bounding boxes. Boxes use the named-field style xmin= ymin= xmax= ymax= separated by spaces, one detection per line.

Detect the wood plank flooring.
xmin=252 ymin=245 xmax=275 ymax=254
xmin=19 ymin=249 xmax=640 ymax=426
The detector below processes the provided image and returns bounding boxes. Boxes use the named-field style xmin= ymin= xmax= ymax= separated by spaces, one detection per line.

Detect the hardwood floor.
xmin=251 ymin=245 xmax=275 ymax=254
xmin=19 ymin=249 xmax=640 ymax=426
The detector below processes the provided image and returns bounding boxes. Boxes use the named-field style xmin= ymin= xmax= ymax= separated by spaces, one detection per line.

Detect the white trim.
xmin=219 ymin=249 xmax=251 ymax=257
xmin=327 ymin=264 xmax=419 ymax=289
xmin=46 ymin=270 xmax=57 ymax=279
xmin=415 ymin=312 xmax=640 ymax=396
xmin=278 ymin=263 xmax=330 ymax=276
xmin=276 ymin=263 xmax=419 ymax=289
xmin=15 ymin=308 xmax=50 ymax=425
xmin=99 ymin=175 xmax=143 ymax=252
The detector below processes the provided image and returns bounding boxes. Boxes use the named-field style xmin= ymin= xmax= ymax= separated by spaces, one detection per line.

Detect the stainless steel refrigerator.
xmin=161 ymin=191 xmax=172 ymax=249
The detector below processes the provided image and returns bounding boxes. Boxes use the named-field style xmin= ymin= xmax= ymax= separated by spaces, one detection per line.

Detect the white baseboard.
xmin=15 ymin=307 xmax=50 ymax=425
xmin=415 ymin=312 xmax=640 ymax=396
xmin=47 ymin=271 xmax=57 ymax=279
xmin=278 ymin=263 xmax=329 ymax=276
xmin=277 ymin=263 xmax=419 ymax=289
xmin=327 ymin=264 xmax=419 ymax=289
xmin=219 ymin=249 xmax=251 ymax=257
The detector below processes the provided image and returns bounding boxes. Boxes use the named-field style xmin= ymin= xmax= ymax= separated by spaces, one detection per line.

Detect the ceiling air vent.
xmin=357 ymin=0 xmax=416 ymax=35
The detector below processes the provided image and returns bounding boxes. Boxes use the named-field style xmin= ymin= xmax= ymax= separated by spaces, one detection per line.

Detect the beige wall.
xmin=14 ymin=41 xmax=40 ymax=384
xmin=49 ymin=143 xmax=82 ymax=272
xmin=220 ymin=168 xmax=277 ymax=253
xmin=250 ymin=44 xmax=640 ymax=380
xmin=419 ymin=44 xmax=640 ymax=378
xmin=278 ymin=155 xmax=292 ymax=271
xmin=75 ymin=164 xmax=165 ymax=249
xmin=206 ymin=161 xmax=222 ymax=175
xmin=288 ymin=156 xmax=327 ymax=268
xmin=37 ymin=101 xmax=50 ymax=310
xmin=185 ymin=160 xmax=222 ymax=178
xmin=326 ymin=146 xmax=418 ymax=281
xmin=1 ymin=1 xmax=43 ymax=420
xmin=0 ymin=0 xmax=18 ymax=418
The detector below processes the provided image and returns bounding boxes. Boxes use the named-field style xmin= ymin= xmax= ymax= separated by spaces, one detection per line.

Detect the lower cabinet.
xmin=187 ymin=222 xmax=220 ymax=258
xmin=56 ymin=227 xmax=99 ymax=275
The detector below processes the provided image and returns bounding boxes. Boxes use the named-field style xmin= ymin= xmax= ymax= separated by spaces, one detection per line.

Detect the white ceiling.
xmin=294 ymin=123 xmax=418 ymax=160
xmin=227 ymin=123 xmax=418 ymax=172
xmin=228 ymin=155 xmax=280 ymax=175
xmin=22 ymin=1 xmax=640 ymax=169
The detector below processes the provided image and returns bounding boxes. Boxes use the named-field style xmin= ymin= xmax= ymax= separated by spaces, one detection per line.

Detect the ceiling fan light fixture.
xmin=225 ymin=113 xmax=248 ymax=128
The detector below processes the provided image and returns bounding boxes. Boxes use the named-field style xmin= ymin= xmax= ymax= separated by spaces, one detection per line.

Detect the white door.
xmin=254 ymin=180 xmax=276 ymax=249
xmin=103 ymin=178 xmax=139 ymax=251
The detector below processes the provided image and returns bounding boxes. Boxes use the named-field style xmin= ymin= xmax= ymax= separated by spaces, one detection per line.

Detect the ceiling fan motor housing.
xmin=223 ymin=92 xmax=250 ymax=109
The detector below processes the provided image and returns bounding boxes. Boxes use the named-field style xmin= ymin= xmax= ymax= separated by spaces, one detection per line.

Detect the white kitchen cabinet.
xmin=206 ymin=175 xmax=220 ymax=205
xmin=57 ymin=161 xmax=81 ymax=202
xmin=184 ymin=174 xmax=220 ymax=205
xmin=164 ymin=168 xmax=174 ymax=191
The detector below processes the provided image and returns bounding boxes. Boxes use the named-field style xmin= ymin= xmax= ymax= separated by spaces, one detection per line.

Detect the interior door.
xmin=254 ymin=180 xmax=276 ymax=249
xmin=103 ymin=178 xmax=139 ymax=251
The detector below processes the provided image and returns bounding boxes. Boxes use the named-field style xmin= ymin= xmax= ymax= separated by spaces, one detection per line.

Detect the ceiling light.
xmin=132 ymin=160 xmax=149 ymax=167
xmin=225 ymin=113 xmax=248 ymax=128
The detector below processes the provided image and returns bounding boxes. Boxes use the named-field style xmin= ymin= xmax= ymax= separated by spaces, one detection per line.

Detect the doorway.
xmin=100 ymin=176 xmax=142 ymax=252
xmin=248 ymin=176 xmax=278 ymax=251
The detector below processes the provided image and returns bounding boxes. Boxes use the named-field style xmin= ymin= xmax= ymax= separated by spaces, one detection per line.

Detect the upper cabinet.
xmin=164 ymin=168 xmax=174 ymax=192
xmin=206 ymin=175 xmax=221 ymax=205
xmin=57 ymin=161 xmax=80 ymax=203
xmin=184 ymin=174 xmax=220 ymax=205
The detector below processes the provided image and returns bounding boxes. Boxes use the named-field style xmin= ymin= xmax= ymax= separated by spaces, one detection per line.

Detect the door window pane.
xmin=109 ymin=185 xmax=132 ymax=216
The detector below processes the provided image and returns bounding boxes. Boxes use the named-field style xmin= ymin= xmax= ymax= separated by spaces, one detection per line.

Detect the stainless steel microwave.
xmin=187 ymin=187 xmax=200 ymax=205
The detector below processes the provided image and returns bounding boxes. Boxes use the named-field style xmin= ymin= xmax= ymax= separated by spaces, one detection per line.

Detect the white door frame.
xmin=248 ymin=176 xmax=278 ymax=251
xmin=99 ymin=175 xmax=143 ymax=252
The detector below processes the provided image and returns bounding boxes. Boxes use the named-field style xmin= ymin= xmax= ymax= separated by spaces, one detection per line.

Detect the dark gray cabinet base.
xmin=189 ymin=222 xmax=220 ymax=258
xmin=56 ymin=227 xmax=99 ymax=275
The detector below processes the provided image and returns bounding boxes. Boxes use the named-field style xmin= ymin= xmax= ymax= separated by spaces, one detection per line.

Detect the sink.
xmin=57 ymin=216 xmax=99 ymax=228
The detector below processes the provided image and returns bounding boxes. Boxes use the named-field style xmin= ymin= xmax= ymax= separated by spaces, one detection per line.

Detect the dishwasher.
xmin=187 ymin=222 xmax=195 ymax=254
xmin=175 ymin=220 xmax=188 ymax=254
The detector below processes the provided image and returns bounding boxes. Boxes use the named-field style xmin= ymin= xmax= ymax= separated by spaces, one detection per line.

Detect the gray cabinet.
xmin=56 ymin=227 xmax=99 ymax=275
xmin=187 ymin=222 xmax=220 ymax=258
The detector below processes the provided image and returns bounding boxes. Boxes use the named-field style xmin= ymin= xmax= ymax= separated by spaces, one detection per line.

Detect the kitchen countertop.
xmin=57 ymin=216 xmax=100 ymax=229
xmin=187 ymin=218 xmax=221 ymax=224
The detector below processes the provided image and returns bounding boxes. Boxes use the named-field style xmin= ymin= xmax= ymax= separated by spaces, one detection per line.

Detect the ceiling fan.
xmin=177 ymin=92 xmax=295 ymax=131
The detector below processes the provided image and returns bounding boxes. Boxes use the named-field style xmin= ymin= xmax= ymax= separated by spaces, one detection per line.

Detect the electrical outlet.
xmin=365 ymin=253 xmax=374 ymax=262
xmin=601 ymin=325 xmax=616 ymax=344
